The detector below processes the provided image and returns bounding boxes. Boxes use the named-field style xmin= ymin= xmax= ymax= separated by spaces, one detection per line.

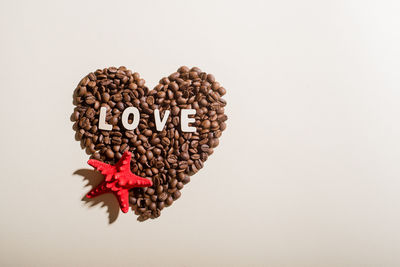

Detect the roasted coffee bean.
xmin=145 ymin=150 xmax=153 ymax=160
xmin=191 ymin=154 xmax=200 ymax=160
xmin=157 ymin=201 xmax=165 ymax=210
xmin=150 ymin=137 xmax=160 ymax=145
xmin=177 ymin=181 xmax=184 ymax=190
xmin=72 ymin=66 xmax=227 ymax=220
xmin=93 ymin=152 xmax=101 ymax=160
xmin=120 ymin=143 xmax=129 ymax=153
xmin=172 ymin=106 xmax=180 ymax=116
xmin=161 ymin=137 xmax=170 ymax=146
xmin=156 ymin=185 xmax=163 ymax=194
xmin=106 ymin=148 xmax=114 ymax=159
xmin=173 ymin=190 xmax=181 ymax=200
xmin=169 ymin=179 xmax=178 ymax=188
xmin=200 ymin=144 xmax=210 ymax=153
xmin=180 ymin=152 xmax=190 ymax=160
xmin=73 ymin=111 xmax=80 ymax=121
xmin=201 ymin=120 xmax=211 ymax=129
xmin=158 ymin=192 xmax=168 ymax=201
xmin=195 ymin=160 xmax=203 ymax=170
xmin=182 ymin=175 xmax=190 ymax=184
xmin=139 ymin=155 xmax=147 ymax=164
xmin=129 ymin=196 xmax=137 ymax=205
xmin=167 ymin=154 xmax=178 ymax=164
xmin=177 ymin=172 xmax=186 ymax=181
xmin=165 ymin=196 xmax=173 ymax=206
xmin=102 ymin=92 xmax=110 ymax=102
xmin=137 ymin=145 xmax=146 ymax=154
xmin=181 ymin=143 xmax=189 ymax=152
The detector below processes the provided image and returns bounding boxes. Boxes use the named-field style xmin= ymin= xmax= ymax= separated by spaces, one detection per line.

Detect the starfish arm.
xmin=115 ymin=189 xmax=130 ymax=213
xmin=86 ymin=181 xmax=110 ymax=199
xmin=87 ymin=159 xmax=115 ymax=177
xmin=134 ymin=176 xmax=153 ymax=187
xmin=115 ymin=151 xmax=132 ymax=172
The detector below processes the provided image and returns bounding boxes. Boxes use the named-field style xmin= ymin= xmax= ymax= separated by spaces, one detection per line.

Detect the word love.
xmin=98 ymin=107 xmax=196 ymax=132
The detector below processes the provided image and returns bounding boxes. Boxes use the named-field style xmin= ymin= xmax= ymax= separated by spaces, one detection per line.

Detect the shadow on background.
xmin=73 ymin=169 xmax=120 ymax=224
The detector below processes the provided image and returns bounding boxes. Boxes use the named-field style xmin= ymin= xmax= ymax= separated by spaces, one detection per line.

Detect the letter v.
xmin=154 ymin=109 xmax=170 ymax=131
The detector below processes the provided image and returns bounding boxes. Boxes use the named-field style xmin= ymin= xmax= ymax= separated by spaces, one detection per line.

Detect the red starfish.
xmin=86 ymin=151 xmax=153 ymax=213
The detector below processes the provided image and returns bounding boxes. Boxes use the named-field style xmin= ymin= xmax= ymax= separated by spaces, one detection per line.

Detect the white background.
xmin=1 ymin=0 xmax=400 ymax=266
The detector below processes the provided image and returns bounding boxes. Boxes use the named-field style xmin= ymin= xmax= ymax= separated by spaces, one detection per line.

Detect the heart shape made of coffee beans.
xmin=72 ymin=66 xmax=227 ymax=221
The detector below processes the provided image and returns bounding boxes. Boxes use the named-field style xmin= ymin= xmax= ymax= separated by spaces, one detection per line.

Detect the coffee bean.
xmin=200 ymin=144 xmax=210 ymax=153
xmin=157 ymin=201 xmax=165 ymax=210
xmin=143 ymin=129 xmax=152 ymax=137
xmin=177 ymin=182 xmax=184 ymax=190
xmin=168 ymin=168 xmax=177 ymax=177
xmin=92 ymin=152 xmax=101 ymax=160
xmin=145 ymin=150 xmax=153 ymax=160
xmin=153 ymin=148 xmax=162 ymax=155
xmin=178 ymin=66 xmax=189 ymax=73
xmin=157 ymin=91 xmax=166 ymax=98
xmin=150 ymin=137 xmax=160 ymax=145
xmin=201 ymin=120 xmax=211 ymax=129
xmin=181 ymin=143 xmax=189 ymax=152
xmin=161 ymin=137 xmax=170 ymax=146
xmin=146 ymin=96 xmax=155 ymax=105
xmin=102 ymin=92 xmax=110 ymax=102
xmin=169 ymin=179 xmax=178 ymax=188
xmin=172 ymin=106 xmax=180 ymax=116
xmin=149 ymin=202 xmax=156 ymax=211
xmin=85 ymin=96 xmax=96 ymax=105
xmin=182 ymin=175 xmax=190 ymax=184
xmin=129 ymin=196 xmax=137 ymax=205
xmin=195 ymin=160 xmax=203 ymax=170
xmin=211 ymin=121 xmax=219 ymax=130
xmin=167 ymin=154 xmax=178 ymax=164
xmin=165 ymin=196 xmax=173 ymax=206
xmin=180 ymin=152 xmax=190 ymax=160
xmin=137 ymin=145 xmax=146 ymax=154
xmin=173 ymin=190 xmax=181 ymax=200
xmin=116 ymin=102 xmax=124 ymax=111
xmin=158 ymin=192 xmax=168 ymax=201
xmin=139 ymin=155 xmax=147 ymax=164
xmin=73 ymin=111 xmax=80 ymax=121
xmin=106 ymin=149 xmax=114 ymax=159
xmin=156 ymin=185 xmax=163 ymax=194
xmin=179 ymin=161 xmax=188 ymax=170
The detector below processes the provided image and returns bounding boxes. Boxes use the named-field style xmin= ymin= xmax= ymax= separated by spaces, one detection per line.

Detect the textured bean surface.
xmin=72 ymin=66 xmax=227 ymax=220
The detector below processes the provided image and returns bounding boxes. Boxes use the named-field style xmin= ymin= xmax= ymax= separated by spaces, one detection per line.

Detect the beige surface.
xmin=1 ymin=0 xmax=400 ymax=266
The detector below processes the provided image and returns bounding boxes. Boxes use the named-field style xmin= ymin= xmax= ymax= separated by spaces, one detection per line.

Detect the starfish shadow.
xmin=73 ymin=169 xmax=120 ymax=224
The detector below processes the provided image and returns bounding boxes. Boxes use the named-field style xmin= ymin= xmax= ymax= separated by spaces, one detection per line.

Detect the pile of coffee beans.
xmin=72 ymin=66 xmax=227 ymax=220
